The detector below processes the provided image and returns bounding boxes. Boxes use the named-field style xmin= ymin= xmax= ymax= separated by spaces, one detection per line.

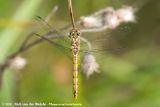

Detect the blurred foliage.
xmin=0 ymin=0 xmax=160 ymax=107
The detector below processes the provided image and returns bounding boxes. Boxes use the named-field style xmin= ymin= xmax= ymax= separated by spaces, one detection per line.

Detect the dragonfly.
xmin=34 ymin=0 xmax=125 ymax=100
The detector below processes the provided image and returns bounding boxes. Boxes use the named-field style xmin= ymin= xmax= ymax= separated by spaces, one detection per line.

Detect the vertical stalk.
xmin=0 ymin=0 xmax=43 ymax=104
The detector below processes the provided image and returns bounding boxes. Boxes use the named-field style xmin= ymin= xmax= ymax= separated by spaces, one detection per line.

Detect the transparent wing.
xmin=34 ymin=18 xmax=127 ymax=79
xmin=34 ymin=16 xmax=126 ymax=59
xmin=35 ymin=32 xmax=125 ymax=56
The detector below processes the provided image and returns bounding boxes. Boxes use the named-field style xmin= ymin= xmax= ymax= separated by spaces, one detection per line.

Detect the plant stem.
xmin=0 ymin=0 xmax=43 ymax=63
xmin=0 ymin=0 xmax=43 ymax=104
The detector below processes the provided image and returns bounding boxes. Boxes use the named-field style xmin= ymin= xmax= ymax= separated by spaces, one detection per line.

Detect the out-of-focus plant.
xmin=0 ymin=0 xmax=43 ymax=103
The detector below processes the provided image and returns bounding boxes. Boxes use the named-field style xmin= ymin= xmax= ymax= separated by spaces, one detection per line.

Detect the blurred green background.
xmin=0 ymin=0 xmax=160 ymax=107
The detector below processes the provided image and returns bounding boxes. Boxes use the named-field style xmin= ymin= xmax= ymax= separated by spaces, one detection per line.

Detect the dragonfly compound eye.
xmin=76 ymin=31 xmax=81 ymax=36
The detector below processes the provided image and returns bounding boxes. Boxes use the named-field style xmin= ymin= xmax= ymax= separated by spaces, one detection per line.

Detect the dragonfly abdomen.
xmin=73 ymin=54 xmax=79 ymax=99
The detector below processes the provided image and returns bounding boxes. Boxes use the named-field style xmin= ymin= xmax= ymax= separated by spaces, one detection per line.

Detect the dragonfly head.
xmin=69 ymin=28 xmax=81 ymax=39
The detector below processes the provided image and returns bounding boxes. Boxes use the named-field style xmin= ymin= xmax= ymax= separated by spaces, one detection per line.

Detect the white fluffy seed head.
xmin=81 ymin=16 xmax=102 ymax=28
xmin=116 ymin=6 xmax=135 ymax=23
xmin=9 ymin=56 xmax=27 ymax=71
xmin=80 ymin=6 xmax=135 ymax=30
xmin=81 ymin=53 xmax=99 ymax=78
xmin=104 ymin=10 xmax=120 ymax=29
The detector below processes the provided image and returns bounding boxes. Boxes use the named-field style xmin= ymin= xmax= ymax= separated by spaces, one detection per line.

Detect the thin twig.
xmin=45 ymin=5 xmax=58 ymax=23
xmin=68 ymin=0 xmax=76 ymax=28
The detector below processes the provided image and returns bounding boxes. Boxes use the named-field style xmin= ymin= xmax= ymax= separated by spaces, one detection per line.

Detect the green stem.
xmin=0 ymin=0 xmax=43 ymax=63
xmin=0 ymin=0 xmax=43 ymax=104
